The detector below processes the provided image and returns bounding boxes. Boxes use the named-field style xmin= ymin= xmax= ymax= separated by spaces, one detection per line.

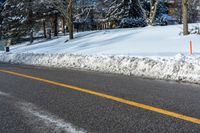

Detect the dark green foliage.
xmin=107 ymin=0 xmax=146 ymax=28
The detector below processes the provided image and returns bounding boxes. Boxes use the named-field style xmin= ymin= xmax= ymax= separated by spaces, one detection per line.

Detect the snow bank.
xmin=1 ymin=53 xmax=200 ymax=84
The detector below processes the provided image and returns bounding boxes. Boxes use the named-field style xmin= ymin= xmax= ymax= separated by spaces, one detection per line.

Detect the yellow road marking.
xmin=0 ymin=69 xmax=200 ymax=125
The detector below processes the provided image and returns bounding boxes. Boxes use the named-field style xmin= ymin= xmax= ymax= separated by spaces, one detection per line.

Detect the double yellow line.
xmin=0 ymin=69 xmax=200 ymax=125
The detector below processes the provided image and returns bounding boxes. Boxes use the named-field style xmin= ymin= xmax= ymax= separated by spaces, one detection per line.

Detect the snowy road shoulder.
xmin=1 ymin=53 xmax=200 ymax=84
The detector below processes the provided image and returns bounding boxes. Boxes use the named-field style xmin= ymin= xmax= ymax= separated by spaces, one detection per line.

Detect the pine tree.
xmin=0 ymin=0 xmax=5 ymax=39
xmin=1 ymin=0 xmax=29 ymax=43
xmin=74 ymin=0 xmax=101 ymax=31
xmin=1 ymin=0 xmax=59 ymax=43
xmin=107 ymin=0 xmax=146 ymax=28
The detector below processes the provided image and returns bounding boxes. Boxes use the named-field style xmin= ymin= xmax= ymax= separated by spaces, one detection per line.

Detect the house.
xmin=163 ymin=0 xmax=200 ymax=23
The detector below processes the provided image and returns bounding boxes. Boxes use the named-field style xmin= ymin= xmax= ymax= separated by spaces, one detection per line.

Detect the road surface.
xmin=0 ymin=63 xmax=200 ymax=133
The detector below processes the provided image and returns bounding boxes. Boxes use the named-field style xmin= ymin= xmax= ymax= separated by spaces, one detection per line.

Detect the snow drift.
xmin=1 ymin=53 xmax=200 ymax=84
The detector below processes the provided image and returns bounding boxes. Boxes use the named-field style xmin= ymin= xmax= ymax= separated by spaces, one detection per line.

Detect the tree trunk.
xmin=182 ymin=0 xmax=189 ymax=35
xmin=149 ymin=0 xmax=158 ymax=25
xmin=67 ymin=0 xmax=74 ymax=40
xmin=62 ymin=17 xmax=65 ymax=34
xmin=43 ymin=20 xmax=47 ymax=38
xmin=30 ymin=30 xmax=34 ymax=44
xmin=28 ymin=0 xmax=34 ymax=44
xmin=52 ymin=14 xmax=58 ymax=37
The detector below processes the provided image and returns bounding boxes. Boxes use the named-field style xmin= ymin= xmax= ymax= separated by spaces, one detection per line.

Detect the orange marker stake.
xmin=190 ymin=40 xmax=193 ymax=55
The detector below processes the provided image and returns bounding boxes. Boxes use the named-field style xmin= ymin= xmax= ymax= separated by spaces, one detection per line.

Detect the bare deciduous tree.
xmin=47 ymin=0 xmax=74 ymax=40
xmin=149 ymin=0 xmax=158 ymax=25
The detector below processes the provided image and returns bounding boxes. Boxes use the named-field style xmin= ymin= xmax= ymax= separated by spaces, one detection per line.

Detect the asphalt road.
xmin=0 ymin=63 xmax=200 ymax=133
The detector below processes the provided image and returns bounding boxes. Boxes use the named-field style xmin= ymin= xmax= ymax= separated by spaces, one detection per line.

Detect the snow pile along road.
xmin=1 ymin=53 xmax=200 ymax=84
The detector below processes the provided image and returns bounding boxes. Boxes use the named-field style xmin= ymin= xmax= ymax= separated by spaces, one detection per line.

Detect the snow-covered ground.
xmin=1 ymin=24 xmax=200 ymax=84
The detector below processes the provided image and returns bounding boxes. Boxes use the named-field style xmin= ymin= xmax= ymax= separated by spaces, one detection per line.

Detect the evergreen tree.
xmin=107 ymin=0 xmax=146 ymax=28
xmin=0 ymin=0 xmax=5 ymax=39
xmin=74 ymin=0 xmax=101 ymax=31
xmin=1 ymin=0 xmax=29 ymax=43
xmin=1 ymin=0 xmax=58 ymax=44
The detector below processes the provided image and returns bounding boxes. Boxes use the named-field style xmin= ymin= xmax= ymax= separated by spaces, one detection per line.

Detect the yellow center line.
xmin=0 ymin=69 xmax=200 ymax=125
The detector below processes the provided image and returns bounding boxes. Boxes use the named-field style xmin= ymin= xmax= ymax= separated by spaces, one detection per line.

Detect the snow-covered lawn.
xmin=2 ymin=24 xmax=200 ymax=56
xmin=1 ymin=24 xmax=200 ymax=84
